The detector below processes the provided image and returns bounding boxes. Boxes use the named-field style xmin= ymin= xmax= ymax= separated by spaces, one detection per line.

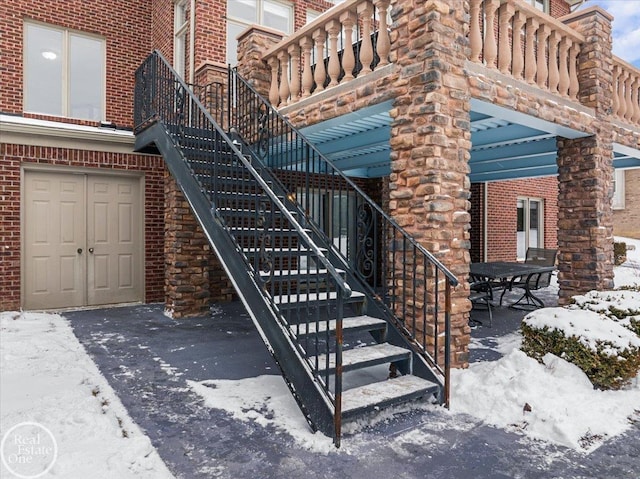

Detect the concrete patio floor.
xmin=64 ymin=289 xmax=640 ymax=479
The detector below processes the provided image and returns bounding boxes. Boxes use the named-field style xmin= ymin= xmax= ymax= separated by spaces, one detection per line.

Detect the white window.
xmin=517 ymin=198 xmax=544 ymax=260
xmin=612 ymin=169 xmax=625 ymax=210
xmin=24 ymin=22 xmax=105 ymax=121
xmin=226 ymin=0 xmax=293 ymax=66
xmin=174 ymin=0 xmax=189 ymax=79
xmin=531 ymin=0 xmax=549 ymax=13
xmin=306 ymin=9 xmax=320 ymax=25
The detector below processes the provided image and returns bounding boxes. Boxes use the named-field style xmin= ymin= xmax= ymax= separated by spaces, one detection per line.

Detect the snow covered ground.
xmin=0 ymin=311 xmax=174 ymax=478
xmin=1 ymin=238 xmax=639 ymax=476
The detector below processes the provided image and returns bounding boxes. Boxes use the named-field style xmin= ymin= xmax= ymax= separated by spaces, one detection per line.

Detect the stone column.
xmin=389 ymin=0 xmax=472 ymax=368
xmin=236 ymin=25 xmax=284 ymax=100
xmin=164 ymin=173 xmax=211 ymax=318
xmin=557 ymin=7 xmax=615 ymax=303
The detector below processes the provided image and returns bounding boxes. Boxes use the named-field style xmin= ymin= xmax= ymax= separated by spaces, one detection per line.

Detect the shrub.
xmin=614 ymin=241 xmax=627 ymax=265
xmin=571 ymin=290 xmax=640 ymax=336
xmin=522 ymin=307 xmax=640 ymax=390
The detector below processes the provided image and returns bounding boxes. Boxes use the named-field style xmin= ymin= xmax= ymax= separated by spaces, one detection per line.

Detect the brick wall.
xmin=0 ymin=0 xmax=153 ymax=129
xmin=550 ymin=0 xmax=571 ymax=18
xmin=485 ymin=177 xmax=558 ymax=262
xmin=613 ymin=168 xmax=640 ymax=239
xmin=0 ymin=143 xmax=165 ymax=311
xmin=469 ymin=183 xmax=485 ymax=263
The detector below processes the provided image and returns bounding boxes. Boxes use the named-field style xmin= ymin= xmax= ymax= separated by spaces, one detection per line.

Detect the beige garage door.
xmin=24 ymin=170 xmax=143 ymax=310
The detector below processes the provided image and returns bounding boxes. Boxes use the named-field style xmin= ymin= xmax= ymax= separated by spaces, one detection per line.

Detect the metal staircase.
xmin=134 ymin=51 xmax=458 ymax=446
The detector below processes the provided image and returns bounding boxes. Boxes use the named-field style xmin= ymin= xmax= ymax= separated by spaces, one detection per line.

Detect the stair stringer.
xmin=135 ymin=122 xmax=338 ymax=437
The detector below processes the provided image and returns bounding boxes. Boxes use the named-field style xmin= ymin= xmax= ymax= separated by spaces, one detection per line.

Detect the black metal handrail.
xmin=228 ymin=68 xmax=459 ymax=387
xmin=134 ymin=50 xmax=350 ymax=443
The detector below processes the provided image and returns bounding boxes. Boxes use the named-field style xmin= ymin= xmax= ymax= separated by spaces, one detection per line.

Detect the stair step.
xmin=230 ymin=227 xmax=309 ymax=236
xmin=342 ymin=375 xmax=437 ymax=417
xmin=243 ymin=246 xmax=326 ymax=255
xmin=295 ymin=315 xmax=386 ymax=337
xmin=219 ymin=207 xmax=295 ymax=217
xmin=259 ymin=268 xmax=344 ymax=279
xmin=274 ymin=290 xmax=365 ymax=308
xmin=316 ymin=343 xmax=409 ymax=374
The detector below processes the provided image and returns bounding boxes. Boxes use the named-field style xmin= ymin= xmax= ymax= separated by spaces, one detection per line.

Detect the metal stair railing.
xmin=227 ymin=68 xmax=459 ymax=405
xmin=134 ymin=50 xmax=352 ymax=445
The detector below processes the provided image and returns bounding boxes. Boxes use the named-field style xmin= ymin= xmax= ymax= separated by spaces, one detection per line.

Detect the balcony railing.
xmin=469 ymin=0 xmax=583 ymax=101
xmin=612 ymin=57 xmax=640 ymax=126
xmin=262 ymin=0 xmax=391 ymax=108
xmin=263 ymin=0 xmax=640 ymax=127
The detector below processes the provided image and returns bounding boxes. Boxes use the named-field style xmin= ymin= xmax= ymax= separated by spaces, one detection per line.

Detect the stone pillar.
xmin=236 ymin=25 xmax=284 ymax=100
xmin=556 ymin=7 xmax=615 ymax=304
xmin=164 ymin=172 xmax=211 ymax=318
xmin=389 ymin=0 xmax=472 ymax=368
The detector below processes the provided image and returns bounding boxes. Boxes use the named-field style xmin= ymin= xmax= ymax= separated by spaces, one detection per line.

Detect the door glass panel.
xmin=517 ymin=199 xmax=525 ymax=259
xmin=529 ymin=200 xmax=540 ymax=248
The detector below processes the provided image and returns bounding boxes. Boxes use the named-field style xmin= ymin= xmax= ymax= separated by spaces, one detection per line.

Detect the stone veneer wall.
xmin=388 ymin=0 xmax=472 ymax=367
xmin=164 ymin=174 xmax=235 ymax=318
xmin=556 ymin=8 xmax=615 ymax=303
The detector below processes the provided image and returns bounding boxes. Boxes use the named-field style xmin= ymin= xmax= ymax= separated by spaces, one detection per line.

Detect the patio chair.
xmin=509 ymin=247 xmax=557 ymax=310
xmin=469 ymin=275 xmax=493 ymax=327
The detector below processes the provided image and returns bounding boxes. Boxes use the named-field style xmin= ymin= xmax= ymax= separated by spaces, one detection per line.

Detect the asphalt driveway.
xmin=65 ymin=301 xmax=640 ymax=479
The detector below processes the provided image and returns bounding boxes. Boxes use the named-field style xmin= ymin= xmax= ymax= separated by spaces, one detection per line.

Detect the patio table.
xmin=470 ymin=261 xmax=556 ymax=308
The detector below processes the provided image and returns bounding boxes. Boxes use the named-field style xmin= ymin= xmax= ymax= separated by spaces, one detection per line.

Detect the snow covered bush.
xmin=521 ymin=307 xmax=640 ymax=390
xmin=570 ymin=289 xmax=640 ymax=336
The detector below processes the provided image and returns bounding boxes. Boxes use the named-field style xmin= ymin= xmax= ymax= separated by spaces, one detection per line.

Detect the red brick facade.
xmin=0 ymin=0 xmax=153 ymax=128
xmin=478 ymin=177 xmax=559 ymax=262
xmin=0 ymin=143 xmax=165 ymax=311
xmin=613 ymin=169 xmax=640 ymax=239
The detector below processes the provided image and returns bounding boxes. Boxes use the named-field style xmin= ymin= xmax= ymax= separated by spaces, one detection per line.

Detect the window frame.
xmin=174 ymin=0 xmax=189 ymax=79
xmin=23 ymin=21 xmax=106 ymax=122
xmin=517 ymin=197 xmax=544 ymax=261
xmin=612 ymin=169 xmax=626 ymax=210
xmin=530 ymin=0 xmax=550 ymax=14
xmin=226 ymin=0 xmax=293 ymax=65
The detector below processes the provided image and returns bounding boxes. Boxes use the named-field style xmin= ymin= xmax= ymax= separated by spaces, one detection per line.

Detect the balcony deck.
xmin=260 ymin=0 xmax=640 ymax=180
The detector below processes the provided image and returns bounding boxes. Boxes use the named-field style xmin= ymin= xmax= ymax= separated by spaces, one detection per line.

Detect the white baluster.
xmin=340 ymin=11 xmax=357 ymax=81
xmin=498 ymin=3 xmax=515 ymax=75
xmin=536 ymin=25 xmax=550 ymax=89
xmin=277 ymin=50 xmax=290 ymax=106
xmin=512 ymin=11 xmax=526 ymax=80
xmin=524 ymin=18 xmax=539 ymax=84
xmin=268 ymin=57 xmax=280 ymax=106
xmin=469 ymin=0 xmax=483 ymax=63
xmin=374 ymin=0 xmax=391 ymax=67
xmin=484 ymin=0 xmax=500 ymax=69
xmin=358 ymin=2 xmax=374 ymax=75
xmin=313 ymin=28 xmax=327 ymax=93
xmin=326 ymin=20 xmax=341 ymax=87
xmin=558 ymin=37 xmax=571 ymax=97
xmin=300 ymin=37 xmax=314 ymax=98
xmin=548 ymin=31 xmax=560 ymax=93
xmin=568 ymin=42 xmax=580 ymax=100
xmin=288 ymin=45 xmax=300 ymax=102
